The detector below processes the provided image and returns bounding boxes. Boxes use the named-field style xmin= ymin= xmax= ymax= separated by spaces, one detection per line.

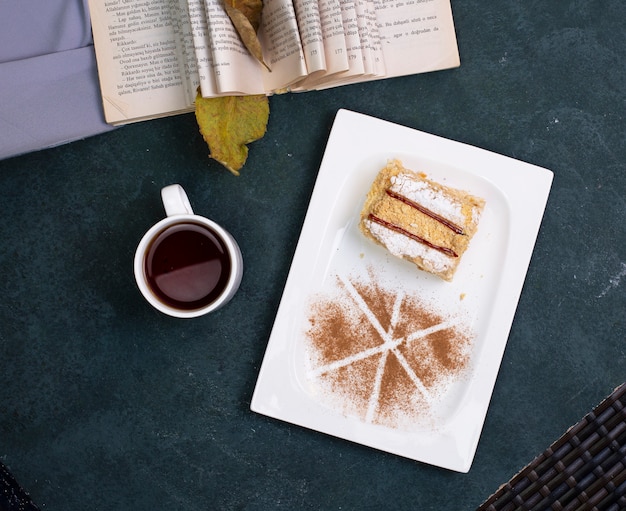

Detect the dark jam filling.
xmin=385 ymin=189 xmax=465 ymax=235
xmin=368 ymin=214 xmax=458 ymax=258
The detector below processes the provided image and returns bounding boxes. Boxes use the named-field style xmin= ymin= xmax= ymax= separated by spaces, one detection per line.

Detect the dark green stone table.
xmin=1 ymin=2 xmax=625 ymax=509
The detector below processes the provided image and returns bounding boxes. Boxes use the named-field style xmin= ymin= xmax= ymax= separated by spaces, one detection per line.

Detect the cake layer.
xmin=359 ymin=159 xmax=485 ymax=281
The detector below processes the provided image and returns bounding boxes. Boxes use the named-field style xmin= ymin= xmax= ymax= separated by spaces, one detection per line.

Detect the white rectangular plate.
xmin=250 ymin=109 xmax=553 ymax=472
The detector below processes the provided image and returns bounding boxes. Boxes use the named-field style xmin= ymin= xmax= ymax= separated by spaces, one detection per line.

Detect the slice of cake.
xmin=359 ymin=159 xmax=485 ymax=281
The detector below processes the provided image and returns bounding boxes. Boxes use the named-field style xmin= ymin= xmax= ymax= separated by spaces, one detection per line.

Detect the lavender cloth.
xmin=0 ymin=0 xmax=115 ymax=160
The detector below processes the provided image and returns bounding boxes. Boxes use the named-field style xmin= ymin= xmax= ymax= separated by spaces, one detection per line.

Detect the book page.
xmin=363 ymin=0 xmax=385 ymax=77
xmin=316 ymin=0 xmax=385 ymax=87
xmin=338 ymin=0 xmax=366 ymax=77
xmin=201 ymin=0 xmax=309 ymax=95
xmin=258 ymin=0 xmax=308 ymax=91
xmin=293 ymin=0 xmax=326 ymax=74
xmin=310 ymin=0 xmax=458 ymax=89
xmin=317 ymin=0 xmax=350 ymax=75
xmin=204 ymin=0 xmax=266 ymax=94
xmin=88 ymin=0 xmax=196 ymax=124
xmin=89 ymin=0 xmax=459 ymax=120
xmin=187 ymin=0 xmax=219 ymax=97
xmin=173 ymin=0 xmax=201 ymax=103
xmin=306 ymin=0 xmax=365 ymax=87
xmin=176 ymin=0 xmax=201 ymax=102
xmin=291 ymin=0 xmax=349 ymax=89
xmin=353 ymin=0 xmax=375 ymax=76
xmin=374 ymin=0 xmax=459 ymax=77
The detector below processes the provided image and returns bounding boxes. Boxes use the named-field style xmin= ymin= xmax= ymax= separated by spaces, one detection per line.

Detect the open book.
xmin=88 ymin=0 xmax=460 ymax=125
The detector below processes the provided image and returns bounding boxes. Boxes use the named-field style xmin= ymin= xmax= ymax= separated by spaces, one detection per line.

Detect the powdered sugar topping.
xmin=390 ymin=173 xmax=465 ymax=227
xmin=366 ymin=219 xmax=453 ymax=273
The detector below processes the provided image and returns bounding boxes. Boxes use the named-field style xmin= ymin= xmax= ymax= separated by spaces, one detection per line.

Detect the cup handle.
xmin=161 ymin=184 xmax=194 ymax=216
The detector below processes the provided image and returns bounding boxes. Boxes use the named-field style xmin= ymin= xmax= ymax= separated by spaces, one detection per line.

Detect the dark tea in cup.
xmin=144 ymin=222 xmax=231 ymax=311
xmin=134 ymin=185 xmax=243 ymax=318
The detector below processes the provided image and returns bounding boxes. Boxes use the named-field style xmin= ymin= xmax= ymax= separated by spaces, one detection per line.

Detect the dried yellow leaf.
xmin=224 ymin=1 xmax=270 ymax=72
xmin=226 ymin=0 xmax=262 ymax=31
xmin=195 ymin=92 xmax=270 ymax=175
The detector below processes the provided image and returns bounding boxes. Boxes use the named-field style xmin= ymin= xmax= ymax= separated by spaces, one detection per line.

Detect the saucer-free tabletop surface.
xmin=1 ymin=1 xmax=625 ymax=509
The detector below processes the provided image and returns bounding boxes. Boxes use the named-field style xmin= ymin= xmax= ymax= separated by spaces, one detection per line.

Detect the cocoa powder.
xmin=305 ymin=270 xmax=472 ymax=429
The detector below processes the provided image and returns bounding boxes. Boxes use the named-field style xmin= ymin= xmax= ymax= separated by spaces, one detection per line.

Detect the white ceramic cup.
xmin=134 ymin=184 xmax=243 ymax=318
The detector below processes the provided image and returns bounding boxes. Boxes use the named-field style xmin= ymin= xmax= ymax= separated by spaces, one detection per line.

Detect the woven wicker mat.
xmin=477 ymin=383 xmax=626 ymax=511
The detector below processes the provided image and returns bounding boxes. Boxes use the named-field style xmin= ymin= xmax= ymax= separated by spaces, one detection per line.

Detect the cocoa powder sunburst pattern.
xmin=305 ymin=270 xmax=474 ymax=430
